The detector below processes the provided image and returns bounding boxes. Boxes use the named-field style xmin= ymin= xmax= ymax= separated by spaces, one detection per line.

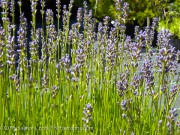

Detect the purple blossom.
xmin=140 ymin=60 xmax=154 ymax=91
xmin=77 ymin=7 xmax=82 ymax=24
xmin=106 ymin=36 xmax=116 ymax=69
xmin=166 ymin=108 xmax=179 ymax=133
xmin=130 ymin=74 xmax=142 ymax=95
xmin=151 ymin=17 xmax=158 ymax=30
xmin=76 ymin=46 xmax=85 ymax=68
xmin=82 ymin=103 xmax=93 ymax=130
xmin=116 ymin=70 xmax=130 ymax=96
xmin=60 ymin=54 xmax=70 ymax=68
xmin=46 ymin=9 xmax=54 ymax=26
xmin=40 ymin=0 xmax=46 ymax=15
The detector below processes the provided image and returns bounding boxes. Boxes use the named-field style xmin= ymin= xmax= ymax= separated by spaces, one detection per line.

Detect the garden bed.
xmin=0 ymin=0 xmax=180 ymax=134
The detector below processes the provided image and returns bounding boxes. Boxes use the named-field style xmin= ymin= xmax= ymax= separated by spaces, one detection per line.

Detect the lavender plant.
xmin=0 ymin=0 xmax=180 ymax=135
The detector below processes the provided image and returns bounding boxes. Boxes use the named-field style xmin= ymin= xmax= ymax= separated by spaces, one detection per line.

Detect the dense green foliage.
xmin=89 ymin=0 xmax=116 ymax=20
xmin=89 ymin=0 xmax=172 ymax=25
xmin=158 ymin=0 xmax=180 ymax=39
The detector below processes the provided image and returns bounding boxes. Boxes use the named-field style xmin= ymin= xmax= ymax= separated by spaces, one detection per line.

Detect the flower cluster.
xmin=166 ymin=108 xmax=179 ymax=134
xmin=60 ymin=54 xmax=71 ymax=69
xmin=46 ymin=9 xmax=54 ymax=26
xmin=116 ymin=70 xmax=130 ymax=97
xmin=156 ymin=43 xmax=178 ymax=74
xmin=6 ymin=35 xmax=16 ymax=75
xmin=56 ymin=0 xmax=61 ymax=20
xmin=75 ymin=45 xmax=86 ymax=69
xmin=130 ymin=74 xmax=142 ymax=96
xmin=105 ymin=29 xmax=117 ymax=70
xmin=82 ymin=103 xmax=93 ymax=130
xmin=140 ymin=60 xmax=154 ymax=91
xmin=119 ymin=98 xmax=132 ymax=111
xmin=0 ymin=27 xmax=5 ymax=75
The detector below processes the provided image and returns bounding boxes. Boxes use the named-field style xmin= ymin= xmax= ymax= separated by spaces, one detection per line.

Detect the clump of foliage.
xmin=125 ymin=0 xmax=171 ymax=25
xmin=89 ymin=0 xmax=172 ymax=25
xmin=89 ymin=0 xmax=116 ymax=20
xmin=0 ymin=0 xmax=180 ymax=135
xmin=158 ymin=0 xmax=180 ymax=39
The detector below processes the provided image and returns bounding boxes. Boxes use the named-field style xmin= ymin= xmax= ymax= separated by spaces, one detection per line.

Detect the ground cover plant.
xmin=0 ymin=0 xmax=180 ymax=134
